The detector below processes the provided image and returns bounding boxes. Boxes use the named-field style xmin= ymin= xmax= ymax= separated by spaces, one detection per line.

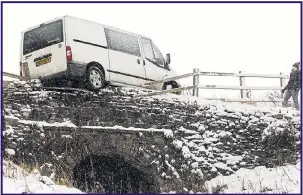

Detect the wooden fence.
xmin=3 ymin=70 xmax=289 ymax=102
xmin=142 ymin=68 xmax=289 ymax=102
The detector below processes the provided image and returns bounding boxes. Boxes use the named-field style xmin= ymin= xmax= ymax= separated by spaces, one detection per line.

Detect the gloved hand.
xmin=294 ymin=88 xmax=300 ymax=92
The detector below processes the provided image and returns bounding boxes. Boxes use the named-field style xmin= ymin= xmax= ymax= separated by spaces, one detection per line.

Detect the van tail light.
xmin=20 ymin=62 xmax=23 ymax=78
xmin=66 ymin=46 xmax=72 ymax=61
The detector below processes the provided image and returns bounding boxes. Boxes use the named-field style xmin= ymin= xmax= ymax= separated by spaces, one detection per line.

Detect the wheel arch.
xmin=86 ymin=61 xmax=106 ymax=81
xmin=162 ymin=80 xmax=180 ymax=90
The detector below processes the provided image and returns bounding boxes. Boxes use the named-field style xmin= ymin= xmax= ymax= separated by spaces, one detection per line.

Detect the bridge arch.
xmin=73 ymin=153 xmax=160 ymax=194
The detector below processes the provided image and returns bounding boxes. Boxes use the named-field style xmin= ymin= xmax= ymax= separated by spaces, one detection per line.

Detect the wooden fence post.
xmin=239 ymin=71 xmax=246 ymax=99
xmin=193 ymin=68 xmax=200 ymax=97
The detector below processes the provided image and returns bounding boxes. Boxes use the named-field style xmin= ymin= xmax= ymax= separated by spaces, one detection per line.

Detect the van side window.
xmin=140 ymin=38 xmax=154 ymax=59
xmin=152 ymin=42 xmax=165 ymax=66
xmin=105 ymin=28 xmax=141 ymax=57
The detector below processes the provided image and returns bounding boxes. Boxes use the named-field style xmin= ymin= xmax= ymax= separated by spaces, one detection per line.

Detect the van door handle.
xmin=137 ymin=59 xmax=140 ymax=64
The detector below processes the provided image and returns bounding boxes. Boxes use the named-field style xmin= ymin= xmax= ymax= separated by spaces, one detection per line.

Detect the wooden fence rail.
xmin=142 ymin=68 xmax=289 ymax=102
xmin=3 ymin=70 xmax=289 ymax=102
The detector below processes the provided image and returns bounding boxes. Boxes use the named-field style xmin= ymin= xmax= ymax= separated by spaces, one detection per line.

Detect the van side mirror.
xmin=166 ymin=53 xmax=171 ymax=64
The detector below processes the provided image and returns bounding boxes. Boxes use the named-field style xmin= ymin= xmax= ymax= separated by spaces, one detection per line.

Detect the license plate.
xmin=36 ymin=56 xmax=51 ymax=66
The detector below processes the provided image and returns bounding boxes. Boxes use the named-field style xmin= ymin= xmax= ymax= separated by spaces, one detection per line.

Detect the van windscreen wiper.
xmin=46 ymin=38 xmax=61 ymax=46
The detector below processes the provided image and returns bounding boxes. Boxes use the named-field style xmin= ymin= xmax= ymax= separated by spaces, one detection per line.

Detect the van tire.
xmin=86 ymin=65 xmax=105 ymax=91
xmin=163 ymin=81 xmax=181 ymax=95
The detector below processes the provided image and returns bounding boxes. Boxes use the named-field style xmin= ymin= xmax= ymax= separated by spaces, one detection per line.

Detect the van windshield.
xmin=23 ymin=19 xmax=63 ymax=55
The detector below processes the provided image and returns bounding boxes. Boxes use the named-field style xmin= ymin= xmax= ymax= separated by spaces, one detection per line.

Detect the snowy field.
xmin=3 ymin=160 xmax=300 ymax=194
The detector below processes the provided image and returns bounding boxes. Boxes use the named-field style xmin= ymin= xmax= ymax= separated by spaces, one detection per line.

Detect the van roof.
xmin=63 ymin=15 xmax=146 ymax=38
xmin=21 ymin=15 xmax=149 ymax=39
xmin=21 ymin=16 xmax=64 ymax=33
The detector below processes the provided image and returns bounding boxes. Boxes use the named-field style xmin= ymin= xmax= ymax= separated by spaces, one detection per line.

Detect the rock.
xmin=8 ymin=142 xmax=17 ymax=149
xmin=273 ymin=114 xmax=284 ymax=119
xmin=198 ymin=125 xmax=205 ymax=132
xmin=210 ymin=167 xmax=218 ymax=172
xmin=4 ymin=115 xmax=19 ymax=126
xmin=239 ymin=162 xmax=247 ymax=167
xmin=40 ymin=176 xmax=55 ymax=185
xmin=214 ymin=162 xmax=233 ymax=172
xmin=226 ymin=156 xmax=243 ymax=166
xmin=232 ymin=165 xmax=239 ymax=171
xmin=218 ymin=131 xmax=232 ymax=138
xmin=191 ymin=162 xmax=199 ymax=169
xmin=5 ymin=148 xmax=15 ymax=156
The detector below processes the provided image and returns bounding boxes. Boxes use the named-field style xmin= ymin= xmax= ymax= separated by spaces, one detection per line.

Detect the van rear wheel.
xmin=86 ymin=66 xmax=105 ymax=91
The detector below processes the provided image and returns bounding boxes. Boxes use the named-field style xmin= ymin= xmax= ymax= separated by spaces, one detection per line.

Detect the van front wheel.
xmin=86 ymin=66 xmax=105 ymax=91
xmin=163 ymin=82 xmax=181 ymax=95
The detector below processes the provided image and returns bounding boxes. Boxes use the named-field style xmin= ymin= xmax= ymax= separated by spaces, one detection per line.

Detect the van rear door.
xmin=21 ymin=19 xmax=67 ymax=79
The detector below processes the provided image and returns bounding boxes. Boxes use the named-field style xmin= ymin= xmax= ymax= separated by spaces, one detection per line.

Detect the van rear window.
xmin=23 ymin=19 xmax=63 ymax=55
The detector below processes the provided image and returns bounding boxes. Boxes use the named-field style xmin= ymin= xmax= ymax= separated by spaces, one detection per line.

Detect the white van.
xmin=20 ymin=16 xmax=181 ymax=92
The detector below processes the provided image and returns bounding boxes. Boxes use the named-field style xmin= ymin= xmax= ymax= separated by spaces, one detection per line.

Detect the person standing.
xmin=282 ymin=62 xmax=301 ymax=110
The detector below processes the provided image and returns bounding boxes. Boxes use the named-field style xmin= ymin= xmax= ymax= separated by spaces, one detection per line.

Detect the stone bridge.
xmin=2 ymin=80 xmax=301 ymax=193
xmin=9 ymin=123 xmax=180 ymax=193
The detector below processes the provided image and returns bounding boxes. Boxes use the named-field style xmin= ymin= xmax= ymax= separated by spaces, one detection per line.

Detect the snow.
xmin=3 ymin=125 xmax=14 ymax=136
xmin=217 ymin=131 xmax=232 ymax=138
xmin=261 ymin=119 xmax=295 ymax=140
xmin=185 ymin=134 xmax=202 ymax=140
xmin=19 ymin=120 xmax=77 ymax=127
xmin=172 ymin=140 xmax=183 ymax=149
xmin=225 ymin=156 xmax=243 ymax=166
xmin=213 ymin=162 xmax=233 ymax=172
xmin=134 ymin=88 xmax=301 ymax=115
xmin=291 ymin=117 xmax=300 ymax=124
xmin=164 ymin=129 xmax=174 ymax=138
xmin=178 ymin=127 xmax=199 ymax=134
xmin=191 ymin=162 xmax=199 ymax=169
xmin=61 ymin=135 xmax=73 ymax=139
xmin=5 ymin=115 xmax=19 ymax=120
xmin=182 ymin=146 xmax=192 ymax=159
xmin=206 ymin=161 xmax=301 ymax=193
xmin=3 ymin=161 xmax=83 ymax=194
xmin=5 ymin=148 xmax=16 ymax=156
xmin=3 ymin=177 xmax=83 ymax=194
xmin=81 ymin=125 xmax=175 ymax=134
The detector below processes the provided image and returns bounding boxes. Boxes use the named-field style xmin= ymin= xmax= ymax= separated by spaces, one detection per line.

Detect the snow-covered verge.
xmin=206 ymin=160 xmax=301 ymax=193
xmin=3 ymin=160 xmax=84 ymax=194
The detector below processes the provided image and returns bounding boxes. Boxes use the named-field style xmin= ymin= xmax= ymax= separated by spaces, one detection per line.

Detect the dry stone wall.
xmin=2 ymin=80 xmax=301 ymax=193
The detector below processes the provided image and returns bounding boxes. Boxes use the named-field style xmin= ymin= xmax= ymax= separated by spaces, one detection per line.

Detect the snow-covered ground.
xmin=3 ymin=161 xmax=84 ymax=194
xmin=3 ymin=159 xmax=300 ymax=194
xmin=124 ymin=87 xmax=300 ymax=114
xmin=206 ymin=160 xmax=301 ymax=193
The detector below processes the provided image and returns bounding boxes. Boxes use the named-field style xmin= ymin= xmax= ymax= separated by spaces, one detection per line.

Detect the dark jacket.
xmin=284 ymin=70 xmax=301 ymax=91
